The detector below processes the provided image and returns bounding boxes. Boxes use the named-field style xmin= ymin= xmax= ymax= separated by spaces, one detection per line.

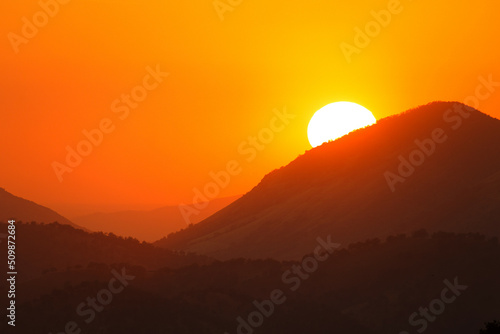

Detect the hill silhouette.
xmin=6 ymin=230 xmax=499 ymax=333
xmin=73 ymin=195 xmax=240 ymax=242
xmin=156 ymin=102 xmax=500 ymax=260
xmin=0 ymin=222 xmax=210 ymax=283
xmin=0 ymin=188 xmax=85 ymax=230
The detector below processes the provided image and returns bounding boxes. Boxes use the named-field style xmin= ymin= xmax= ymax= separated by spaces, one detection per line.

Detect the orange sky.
xmin=1 ymin=0 xmax=499 ymax=217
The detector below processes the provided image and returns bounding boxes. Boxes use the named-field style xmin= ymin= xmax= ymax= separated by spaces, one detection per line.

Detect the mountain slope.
xmin=0 ymin=222 xmax=210 ymax=282
xmin=156 ymin=102 xmax=500 ymax=260
xmin=0 ymin=188 xmax=85 ymax=230
xmin=73 ymin=195 xmax=240 ymax=242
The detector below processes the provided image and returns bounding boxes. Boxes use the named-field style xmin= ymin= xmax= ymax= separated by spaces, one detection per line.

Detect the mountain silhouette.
xmin=7 ymin=230 xmax=500 ymax=334
xmin=0 ymin=222 xmax=209 ymax=283
xmin=156 ymin=102 xmax=500 ymax=260
xmin=72 ymin=195 xmax=240 ymax=242
xmin=0 ymin=187 xmax=85 ymax=230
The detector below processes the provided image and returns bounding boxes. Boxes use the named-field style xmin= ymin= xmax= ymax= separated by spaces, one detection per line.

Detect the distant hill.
xmin=8 ymin=231 xmax=500 ymax=334
xmin=73 ymin=195 xmax=240 ymax=242
xmin=0 ymin=188 xmax=85 ymax=230
xmin=156 ymin=102 xmax=500 ymax=260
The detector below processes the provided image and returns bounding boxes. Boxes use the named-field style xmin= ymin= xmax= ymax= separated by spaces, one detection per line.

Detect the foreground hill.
xmin=0 ymin=188 xmax=84 ymax=230
xmin=7 ymin=231 xmax=499 ymax=333
xmin=156 ymin=102 xmax=500 ymax=260
xmin=0 ymin=222 xmax=210 ymax=281
xmin=73 ymin=195 xmax=240 ymax=242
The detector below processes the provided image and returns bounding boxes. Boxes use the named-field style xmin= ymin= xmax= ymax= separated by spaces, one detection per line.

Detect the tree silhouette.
xmin=480 ymin=320 xmax=500 ymax=334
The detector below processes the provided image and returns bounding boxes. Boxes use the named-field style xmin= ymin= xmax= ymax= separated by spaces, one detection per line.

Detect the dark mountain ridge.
xmin=0 ymin=187 xmax=85 ymax=230
xmin=9 ymin=230 xmax=500 ymax=334
xmin=156 ymin=102 xmax=500 ymax=260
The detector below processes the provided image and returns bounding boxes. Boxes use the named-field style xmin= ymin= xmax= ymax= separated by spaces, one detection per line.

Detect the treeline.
xmin=3 ymin=226 xmax=499 ymax=333
xmin=0 ymin=221 xmax=210 ymax=281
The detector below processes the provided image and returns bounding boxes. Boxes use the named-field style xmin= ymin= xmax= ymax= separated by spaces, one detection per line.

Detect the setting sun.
xmin=307 ymin=102 xmax=377 ymax=147
xmin=2 ymin=0 xmax=500 ymax=332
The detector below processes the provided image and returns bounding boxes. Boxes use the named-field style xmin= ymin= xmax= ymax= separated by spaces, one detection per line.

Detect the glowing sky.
xmin=1 ymin=0 xmax=499 ymax=216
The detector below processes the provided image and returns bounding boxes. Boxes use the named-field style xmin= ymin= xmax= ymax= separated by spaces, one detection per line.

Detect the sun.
xmin=307 ymin=102 xmax=377 ymax=147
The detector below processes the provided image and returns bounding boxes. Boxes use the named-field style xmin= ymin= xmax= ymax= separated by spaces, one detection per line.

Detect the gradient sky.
xmin=1 ymin=0 xmax=499 ymax=217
